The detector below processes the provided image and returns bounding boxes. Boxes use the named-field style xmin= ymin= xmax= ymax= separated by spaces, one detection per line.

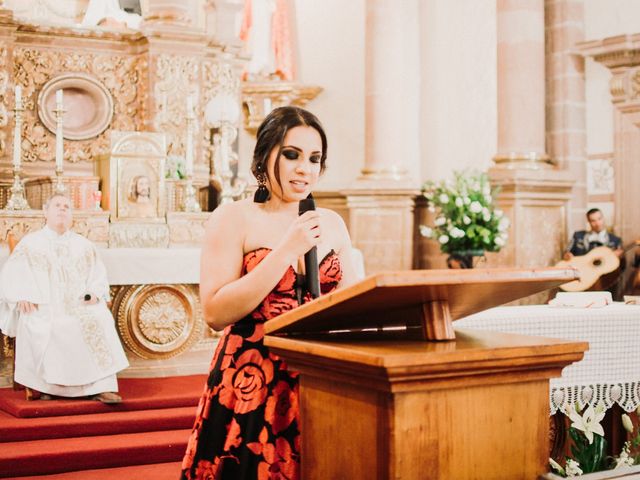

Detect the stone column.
xmin=339 ymin=0 xmax=420 ymax=274
xmin=494 ymin=0 xmax=550 ymax=166
xmin=488 ymin=0 xmax=574 ymax=281
xmin=546 ymin=0 xmax=587 ymax=236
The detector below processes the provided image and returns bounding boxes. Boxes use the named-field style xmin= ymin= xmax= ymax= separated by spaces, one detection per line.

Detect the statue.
xmin=82 ymin=0 xmax=142 ymax=29
xmin=239 ymin=0 xmax=295 ymax=81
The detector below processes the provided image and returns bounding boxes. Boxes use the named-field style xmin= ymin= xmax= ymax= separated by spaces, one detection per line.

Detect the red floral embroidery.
xmin=194 ymin=458 xmax=221 ymax=480
xmin=265 ymin=381 xmax=298 ymax=435
xmin=258 ymin=437 xmax=299 ymax=480
xmin=218 ymin=349 xmax=275 ymax=414
xmin=223 ymin=418 xmax=242 ymax=451
xmin=220 ymin=334 xmax=244 ymax=369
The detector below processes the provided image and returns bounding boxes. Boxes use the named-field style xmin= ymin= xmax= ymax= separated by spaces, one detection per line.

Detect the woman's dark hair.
xmin=251 ymin=106 xmax=327 ymax=190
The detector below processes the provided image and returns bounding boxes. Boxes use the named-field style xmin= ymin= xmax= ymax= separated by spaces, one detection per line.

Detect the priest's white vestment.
xmin=0 ymin=226 xmax=129 ymax=396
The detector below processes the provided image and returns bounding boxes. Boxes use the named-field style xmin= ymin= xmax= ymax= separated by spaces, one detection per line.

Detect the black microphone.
xmin=298 ymin=194 xmax=320 ymax=299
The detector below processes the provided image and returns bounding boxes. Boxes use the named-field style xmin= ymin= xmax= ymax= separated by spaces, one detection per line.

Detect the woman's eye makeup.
xmin=282 ymin=149 xmax=299 ymax=160
xmin=281 ymin=148 xmax=321 ymax=164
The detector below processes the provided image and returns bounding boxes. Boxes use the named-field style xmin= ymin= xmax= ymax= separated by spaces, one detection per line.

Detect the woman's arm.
xmin=200 ymin=204 xmax=321 ymax=330
xmin=323 ymin=209 xmax=360 ymax=288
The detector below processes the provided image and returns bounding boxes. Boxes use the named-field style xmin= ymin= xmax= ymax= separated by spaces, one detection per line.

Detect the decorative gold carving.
xmin=632 ymin=69 xmax=640 ymax=99
xmin=108 ymin=221 xmax=169 ymax=248
xmin=0 ymin=46 xmax=8 ymax=158
xmin=114 ymin=284 xmax=202 ymax=359
xmin=25 ymin=175 xmax=100 ymax=210
xmin=610 ymin=72 xmax=627 ymax=103
xmin=13 ymin=47 xmax=145 ymax=164
xmin=37 ymin=72 xmax=114 ymax=141
xmin=241 ymin=82 xmax=323 ymax=134
xmin=0 ymin=210 xmax=109 ymax=246
xmin=153 ymin=53 xmax=200 ymax=160
xmin=166 ymin=211 xmax=209 ymax=246
xmin=69 ymin=211 xmax=110 ymax=246
xmin=165 ymin=179 xmax=208 ymax=212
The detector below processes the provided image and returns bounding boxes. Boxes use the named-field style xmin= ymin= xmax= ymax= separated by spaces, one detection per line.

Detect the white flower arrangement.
xmin=549 ymin=404 xmax=640 ymax=477
xmin=420 ymin=170 xmax=509 ymax=256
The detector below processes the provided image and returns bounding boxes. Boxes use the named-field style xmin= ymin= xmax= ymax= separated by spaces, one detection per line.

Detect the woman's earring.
xmin=253 ymin=172 xmax=270 ymax=203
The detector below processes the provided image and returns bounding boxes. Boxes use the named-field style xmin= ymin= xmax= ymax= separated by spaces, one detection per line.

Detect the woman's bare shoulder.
xmin=318 ymin=207 xmax=347 ymax=229
xmin=205 ymin=198 xmax=255 ymax=228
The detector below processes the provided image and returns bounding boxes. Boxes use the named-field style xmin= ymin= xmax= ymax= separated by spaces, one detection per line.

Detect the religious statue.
xmin=82 ymin=0 xmax=143 ymax=29
xmin=127 ymin=175 xmax=156 ymax=218
xmin=239 ymin=0 xmax=295 ymax=81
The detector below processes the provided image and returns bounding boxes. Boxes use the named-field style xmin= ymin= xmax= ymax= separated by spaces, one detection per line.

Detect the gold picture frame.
xmin=100 ymin=131 xmax=166 ymax=221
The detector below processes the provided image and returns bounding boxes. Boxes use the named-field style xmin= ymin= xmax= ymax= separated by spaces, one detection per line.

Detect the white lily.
xmin=565 ymin=459 xmax=583 ymax=477
xmin=549 ymin=458 xmax=565 ymax=475
xmin=622 ymin=413 xmax=634 ymax=434
xmin=613 ymin=442 xmax=634 ymax=469
xmin=568 ymin=403 xmax=605 ymax=444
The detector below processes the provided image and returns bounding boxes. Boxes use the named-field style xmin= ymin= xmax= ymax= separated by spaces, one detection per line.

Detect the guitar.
xmin=555 ymin=246 xmax=620 ymax=292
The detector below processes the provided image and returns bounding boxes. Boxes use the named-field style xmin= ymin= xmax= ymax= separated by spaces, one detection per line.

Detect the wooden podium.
xmin=264 ymin=268 xmax=589 ymax=479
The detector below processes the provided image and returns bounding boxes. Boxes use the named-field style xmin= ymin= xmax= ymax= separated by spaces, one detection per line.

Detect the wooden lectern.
xmin=265 ymin=268 xmax=589 ymax=479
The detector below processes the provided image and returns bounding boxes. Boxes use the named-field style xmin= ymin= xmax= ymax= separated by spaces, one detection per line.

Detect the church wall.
xmin=583 ymin=0 xmax=640 ymax=225
xmin=280 ymin=0 xmax=365 ymax=191
xmin=418 ymin=0 xmax=497 ymax=183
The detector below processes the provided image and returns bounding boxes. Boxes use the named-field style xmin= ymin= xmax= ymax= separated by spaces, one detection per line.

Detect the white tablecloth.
xmin=0 ymin=246 xmax=201 ymax=285
xmin=457 ymin=304 xmax=640 ymax=414
xmin=98 ymin=248 xmax=201 ymax=285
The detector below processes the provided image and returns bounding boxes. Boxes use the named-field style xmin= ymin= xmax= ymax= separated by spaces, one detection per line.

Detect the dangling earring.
xmin=253 ymin=169 xmax=270 ymax=203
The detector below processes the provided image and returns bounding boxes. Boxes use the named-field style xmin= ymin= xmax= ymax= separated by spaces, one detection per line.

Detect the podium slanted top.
xmin=264 ymin=267 xmax=578 ymax=341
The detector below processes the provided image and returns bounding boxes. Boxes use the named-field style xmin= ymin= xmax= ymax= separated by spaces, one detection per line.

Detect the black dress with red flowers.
xmin=180 ymin=248 xmax=342 ymax=480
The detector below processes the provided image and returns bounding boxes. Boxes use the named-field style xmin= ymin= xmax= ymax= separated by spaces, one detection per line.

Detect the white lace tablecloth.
xmin=456 ymin=304 xmax=640 ymax=414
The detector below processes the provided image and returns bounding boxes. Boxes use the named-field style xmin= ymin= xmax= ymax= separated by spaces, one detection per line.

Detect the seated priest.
xmin=563 ymin=208 xmax=623 ymax=260
xmin=0 ymin=194 xmax=128 ymax=403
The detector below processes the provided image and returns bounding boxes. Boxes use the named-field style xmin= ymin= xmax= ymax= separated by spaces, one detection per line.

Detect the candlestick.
xmin=182 ymin=95 xmax=200 ymax=213
xmin=54 ymin=89 xmax=64 ymax=171
xmin=53 ymin=89 xmax=66 ymax=194
xmin=185 ymin=95 xmax=194 ymax=177
xmin=12 ymin=86 xmax=23 ymax=169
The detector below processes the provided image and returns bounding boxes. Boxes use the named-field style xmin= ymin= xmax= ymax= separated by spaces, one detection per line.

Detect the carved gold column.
xmin=343 ymin=0 xmax=421 ymax=274
xmin=579 ymin=34 xmax=640 ymax=293
xmin=487 ymin=0 xmax=574 ymax=277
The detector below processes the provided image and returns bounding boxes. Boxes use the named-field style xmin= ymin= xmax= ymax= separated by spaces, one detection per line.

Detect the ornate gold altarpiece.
xmin=0 ymin=7 xmax=250 ymax=386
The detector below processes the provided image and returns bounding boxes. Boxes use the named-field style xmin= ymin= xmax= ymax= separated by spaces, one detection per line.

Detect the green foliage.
xmin=420 ymin=170 xmax=509 ymax=254
xmin=569 ymin=426 xmax=607 ymax=474
xmin=166 ymin=155 xmax=186 ymax=180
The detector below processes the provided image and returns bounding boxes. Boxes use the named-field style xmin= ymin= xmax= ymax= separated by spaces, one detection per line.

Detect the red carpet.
xmin=0 ymin=375 xmax=206 ymax=478
xmin=0 ymin=374 xmax=206 ymax=418
xmin=4 ymin=462 xmax=182 ymax=480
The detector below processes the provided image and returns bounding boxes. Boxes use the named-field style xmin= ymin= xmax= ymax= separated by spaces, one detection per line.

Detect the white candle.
xmin=185 ymin=95 xmax=194 ymax=176
xmin=55 ymin=89 xmax=64 ymax=170
xmin=186 ymin=94 xmax=193 ymax=118
xmin=12 ymin=86 xmax=22 ymax=169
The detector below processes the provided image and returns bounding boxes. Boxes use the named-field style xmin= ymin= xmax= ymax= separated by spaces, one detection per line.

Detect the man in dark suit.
xmin=563 ymin=208 xmax=623 ymax=261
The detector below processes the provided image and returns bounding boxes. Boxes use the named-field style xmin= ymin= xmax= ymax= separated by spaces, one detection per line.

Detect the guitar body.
xmin=555 ymin=246 xmax=620 ymax=292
